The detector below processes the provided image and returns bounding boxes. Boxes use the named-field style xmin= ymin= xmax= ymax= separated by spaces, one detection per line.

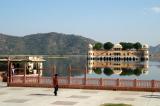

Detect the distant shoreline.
xmin=0 ymin=54 xmax=87 ymax=56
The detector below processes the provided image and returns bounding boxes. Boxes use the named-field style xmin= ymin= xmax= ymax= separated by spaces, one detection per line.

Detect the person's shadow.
xmin=141 ymin=94 xmax=160 ymax=99
xmin=29 ymin=93 xmax=54 ymax=96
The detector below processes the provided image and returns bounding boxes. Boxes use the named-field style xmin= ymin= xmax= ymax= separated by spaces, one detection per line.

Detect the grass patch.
xmin=100 ymin=103 xmax=132 ymax=106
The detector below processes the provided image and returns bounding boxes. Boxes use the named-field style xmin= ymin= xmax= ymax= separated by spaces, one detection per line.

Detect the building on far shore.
xmin=88 ymin=43 xmax=149 ymax=61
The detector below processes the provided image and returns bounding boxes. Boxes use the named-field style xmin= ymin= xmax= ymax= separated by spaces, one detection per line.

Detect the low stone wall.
xmin=8 ymin=76 xmax=160 ymax=92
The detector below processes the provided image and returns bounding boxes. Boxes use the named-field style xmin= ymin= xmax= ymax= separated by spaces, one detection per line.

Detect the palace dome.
xmin=143 ymin=44 xmax=149 ymax=49
xmin=88 ymin=44 xmax=93 ymax=49
xmin=113 ymin=43 xmax=123 ymax=49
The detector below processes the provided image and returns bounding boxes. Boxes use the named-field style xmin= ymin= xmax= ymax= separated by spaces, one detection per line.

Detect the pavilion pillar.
xmin=10 ymin=62 xmax=13 ymax=83
xmin=7 ymin=56 xmax=11 ymax=86
xmin=10 ymin=62 xmax=12 ymax=84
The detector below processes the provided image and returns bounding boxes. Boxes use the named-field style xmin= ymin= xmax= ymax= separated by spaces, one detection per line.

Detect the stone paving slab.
xmin=120 ymin=92 xmax=140 ymax=95
xmin=52 ymin=101 xmax=78 ymax=105
xmin=80 ymin=90 xmax=100 ymax=93
xmin=8 ymin=87 xmax=25 ymax=90
xmin=0 ymin=92 xmax=7 ymax=95
xmin=114 ymin=97 xmax=136 ymax=101
xmin=3 ymin=99 xmax=29 ymax=103
xmin=68 ymin=95 xmax=90 ymax=99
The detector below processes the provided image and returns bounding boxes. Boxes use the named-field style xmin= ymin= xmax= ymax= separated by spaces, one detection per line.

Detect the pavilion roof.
xmin=0 ymin=56 xmax=45 ymax=62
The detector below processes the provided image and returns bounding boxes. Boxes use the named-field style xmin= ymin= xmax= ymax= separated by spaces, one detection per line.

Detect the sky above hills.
xmin=0 ymin=0 xmax=160 ymax=46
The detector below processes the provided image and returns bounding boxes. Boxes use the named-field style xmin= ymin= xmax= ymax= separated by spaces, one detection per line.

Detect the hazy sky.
xmin=0 ymin=0 xmax=160 ymax=46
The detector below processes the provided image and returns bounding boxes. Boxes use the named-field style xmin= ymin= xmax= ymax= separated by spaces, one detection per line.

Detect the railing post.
xmin=23 ymin=63 xmax=26 ymax=84
xmin=38 ymin=65 xmax=40 ymax=84
xmin=151 ymin=80 xmax=155 ymax=88
xmin=68 ymin=65 xmax=71 ymax=85
xmin=53 ymin=65 xmax=56 ymax=76
xmin=117 ymin=78 xmax=120 ymax=87
xmin=84 ymin=65 xmax=87 ymax=85
xmin=52 ymin=65 xmax=56 ymax=86
xmin=100 ymin=78 xmax=103 ymax=86
xmin=134 ymin=79 xmax=137 ymax=87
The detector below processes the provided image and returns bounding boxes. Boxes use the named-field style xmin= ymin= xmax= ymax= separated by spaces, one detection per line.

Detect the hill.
xmin=0 ymin=32 xmax=96 ymax=55
xmin=149 ymin=44 xmax=160 ymax=54
xmin=149 ymin=44 xmax=160 ymax=60
xmin=1 ymin=32 xmax=160 ymax=57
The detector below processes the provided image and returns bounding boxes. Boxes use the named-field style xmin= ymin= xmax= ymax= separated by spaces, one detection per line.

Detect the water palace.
xmin=88 ymin=43 xmax=149 ymax=61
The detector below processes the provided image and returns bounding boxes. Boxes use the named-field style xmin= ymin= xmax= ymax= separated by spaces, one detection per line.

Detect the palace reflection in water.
xmin=87 ymin=60 xmax=149 ymax=76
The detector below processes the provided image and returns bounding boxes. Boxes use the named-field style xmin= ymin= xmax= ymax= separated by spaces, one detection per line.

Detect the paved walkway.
xmin=0 ymin=82 xmax=160 ymax=106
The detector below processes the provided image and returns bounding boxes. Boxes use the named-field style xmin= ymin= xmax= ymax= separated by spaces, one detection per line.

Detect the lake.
xmin=43 ymin=55 xmax=160 ymax=80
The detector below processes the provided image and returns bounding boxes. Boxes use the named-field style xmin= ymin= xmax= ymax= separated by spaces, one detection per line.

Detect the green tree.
xmin=120 ymin=42 xmax=134 ymax=50
xmin=127 ymin=43 xmax=134 ymax=49
xmin=120 ymin=68 xmax=134 ymax=76
xmin=93 ymin=43 xmax=103 ymax=50
xmin=93 ymin=68 xmax=102 ymax=74
xmin=103 ymin=68 xmax=113 ymax=76
xmin=133 ymin=42 xmax=142 ymax=50
xmin=134 ymin=68 xmax=142 ymax=76
xmin=103 ymin=42 xmax=114 ymax=50
xmin=120 ymin=42 xmax=127 ymax=50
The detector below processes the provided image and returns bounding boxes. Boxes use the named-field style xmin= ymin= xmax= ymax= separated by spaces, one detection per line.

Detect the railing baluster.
xmin=134 ymin=79 xmax=137 ymax=87
xmin=152 ymin=80 xmax=155 ymax=88
xmin=117 ymin=78 xmax=120 ymax=87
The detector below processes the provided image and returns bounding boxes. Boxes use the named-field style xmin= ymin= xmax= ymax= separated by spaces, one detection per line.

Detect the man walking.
xmin=53 ymin=74 xmax=58 ymax=96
